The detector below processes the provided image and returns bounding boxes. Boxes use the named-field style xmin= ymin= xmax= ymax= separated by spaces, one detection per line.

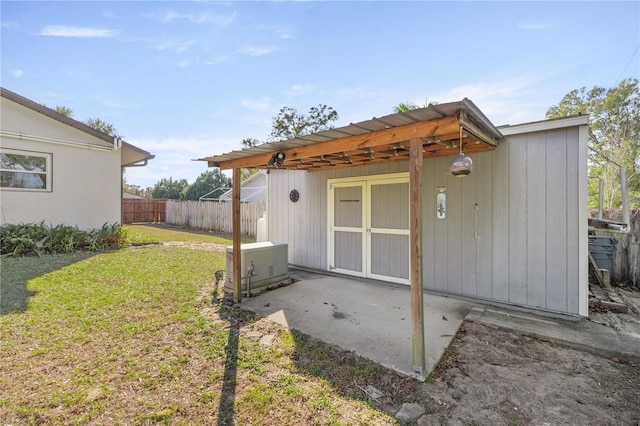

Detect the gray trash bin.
xmin=588 ymin=236 xmax=616 ymax=273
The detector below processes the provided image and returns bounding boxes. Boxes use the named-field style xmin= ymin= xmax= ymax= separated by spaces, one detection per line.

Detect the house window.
xmin=0 ymin=149 xmax=52 ymax=191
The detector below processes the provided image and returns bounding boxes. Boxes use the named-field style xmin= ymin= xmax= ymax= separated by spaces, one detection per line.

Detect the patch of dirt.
xmin=162 ymin=241 xmax=227 ymax=251
xmin=589 ymin=285 xmax=640 ymax=339
xmin=425 ymin=321 xmax=640 ymax=425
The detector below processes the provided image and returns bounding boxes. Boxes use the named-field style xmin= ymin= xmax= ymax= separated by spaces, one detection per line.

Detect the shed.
xmin=0 ymin=87 xmax=154 ymax=229
xmin=199 ymin=99 xmax=589 ymax=374
xmin=218 ymin=170 xmax=267 ymax=203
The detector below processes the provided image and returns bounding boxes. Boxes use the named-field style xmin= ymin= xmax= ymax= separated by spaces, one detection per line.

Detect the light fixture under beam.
xmin=449 ymin=127 xmax=473 ymax=177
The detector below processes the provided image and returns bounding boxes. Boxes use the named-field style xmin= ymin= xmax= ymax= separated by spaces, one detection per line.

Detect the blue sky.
xmin=2 ymin=1 xmax=639 ymax=190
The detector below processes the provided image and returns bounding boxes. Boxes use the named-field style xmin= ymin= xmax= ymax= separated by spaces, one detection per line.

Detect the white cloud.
xmin=44 ymin=91 xmax=76 ymax=103
xmin=242 ymin=97 xmax=273 ymax=111
xmin=518 ymin=20 xmax=549 ymax=30
xmin=40 ymin=25 xmax=119 ymax=38
xmin=12 ymin=69 xmax=24 ymax=78
xmin=65 ymin=70 xmax=90 ymax=79
xmin=286 ymin=84 xmax=313 ymax=97
xmin=155 ymin=39 xmax=195 ymax=53
xmin=337 ymin=85 xmax=381 ymax=100
xmin=2 ymin=21 xmax=20 ymax=30
xmin=176 ymin=59 xmax=191 ymax=68
xmin=204 ymin=55 xmax=230 ymax=65
xmin=101 ymin=11 xmax=117 ymax=19
xmin=124 ymin=135 xmax=241 ymax=187
xmin=241 ymin=114 xmax=272 ymax=128
xmin=131 ymin=136 xmax=237 ymax=158
xmin=276 ymin=28 xmax=294 ymax=39
xmin=433 ymin=75 xmax=557 ymax=126
xmin=236 ymin=45 xmax=278 ymax=57
xmin=160 ymin=10 xmax=237 ymax=26
xmin=95 ymin=95 xmax=138 ymax=109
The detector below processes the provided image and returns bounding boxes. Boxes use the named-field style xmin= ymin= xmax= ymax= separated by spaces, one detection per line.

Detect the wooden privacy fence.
xmin=591 ymin=209 xmax=640 ymax=288
xmin=122 ymin=199 xmax=167 ymax=223
xmin=165 ymin=200 xmax=265 ymax=238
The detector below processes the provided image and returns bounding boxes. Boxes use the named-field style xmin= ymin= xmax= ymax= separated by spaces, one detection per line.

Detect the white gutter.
xmin=1 ymin=130 xmax=113 ymax=152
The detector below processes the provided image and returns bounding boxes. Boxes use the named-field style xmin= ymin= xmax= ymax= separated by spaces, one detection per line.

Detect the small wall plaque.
xmin=436 ymin=186 xmax=446 ymax=220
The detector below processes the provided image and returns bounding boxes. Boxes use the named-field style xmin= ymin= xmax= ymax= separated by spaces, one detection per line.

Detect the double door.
xmin=328 ymin=174 xmax=409 ymax=285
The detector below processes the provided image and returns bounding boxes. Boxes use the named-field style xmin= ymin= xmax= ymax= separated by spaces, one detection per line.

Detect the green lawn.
xmin=0 ymin=224 xmax=405 ymax=425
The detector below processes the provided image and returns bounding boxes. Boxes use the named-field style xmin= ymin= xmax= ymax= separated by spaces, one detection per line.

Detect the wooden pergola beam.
xmin=458 ymin=111 xmax=500 ymax=147
xmin=213 ymin=115 xmax=459 ymax=170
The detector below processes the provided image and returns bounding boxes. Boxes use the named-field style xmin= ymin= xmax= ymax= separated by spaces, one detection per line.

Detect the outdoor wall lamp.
xmin=449 ymin=127 xmax=472 ymax=177
xmin=267 ymin=151 xmax=286 ymax=168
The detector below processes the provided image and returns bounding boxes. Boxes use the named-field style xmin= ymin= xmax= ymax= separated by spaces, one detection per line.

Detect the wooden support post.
xmin=409 ymin=138 xmax=425 ymax=376
xmin=232 ymin=168 xmax=242 ymax=303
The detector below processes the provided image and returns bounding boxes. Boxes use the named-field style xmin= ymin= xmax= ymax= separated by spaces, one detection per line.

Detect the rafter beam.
xmin=213 ymin=115 xmax=459 ymax=170
xmin=457 ymin=110 xmax=501 ymax=147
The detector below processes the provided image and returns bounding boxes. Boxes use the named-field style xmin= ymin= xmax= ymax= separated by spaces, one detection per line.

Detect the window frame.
xmin=0 ymin=148 xmax=52 ymax=192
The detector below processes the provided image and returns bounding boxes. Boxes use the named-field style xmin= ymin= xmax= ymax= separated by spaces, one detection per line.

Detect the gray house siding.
xmin=421 ymin=126 xmax=586 ymax=315
xmin=266 ymin=120 xmax=588 ymax=316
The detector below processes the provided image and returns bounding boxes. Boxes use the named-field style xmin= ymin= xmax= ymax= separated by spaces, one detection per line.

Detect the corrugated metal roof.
xmin=198 ymin=98 xmax=504 ymax=171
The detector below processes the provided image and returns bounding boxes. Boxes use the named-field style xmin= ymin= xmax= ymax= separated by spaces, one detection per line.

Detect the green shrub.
xmin=0 ymin=222 xmax=129 ymax=257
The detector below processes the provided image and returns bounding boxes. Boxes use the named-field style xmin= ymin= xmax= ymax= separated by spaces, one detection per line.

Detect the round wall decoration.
xmin=289 ymin=189 xmax=299 ymax=202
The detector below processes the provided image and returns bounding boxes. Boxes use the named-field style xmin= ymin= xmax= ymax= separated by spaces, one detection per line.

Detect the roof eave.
xmin=2 ymin=87 xmax=155 ymax=167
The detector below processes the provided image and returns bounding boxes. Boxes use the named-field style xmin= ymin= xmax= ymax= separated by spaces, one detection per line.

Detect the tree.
xmin=55 ymin=105 xmax=73 ymax=117
xmin=392 ymin=98 xmax=438 ymax=113
xmin=241 ymin=138 xmax=260 ymax=149
xmin=123 ymin=180 xmax=151 ymax=198
xmin=150 ymin=177 xmax=189 ymax=200
xmin=85 ymin=117 xmax=121 ymax=138
xmin=182 ymin=169 xmax=231 ymax=201
xmin=238 ymin=104 xmax=339 ymax=178
xmin=41 ymin=104 xmax=121 ymax=138
xmin=41 ymin=104 xmax=74 ymax=117
xmin=546 ymin=78 xmax=640 ymax=208
xmin=269 ymin=104 xmax=338 ymax=141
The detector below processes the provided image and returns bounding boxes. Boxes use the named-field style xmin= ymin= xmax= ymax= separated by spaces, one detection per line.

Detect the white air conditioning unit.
xmin=224 ymin=241 xmax=289 ymax=296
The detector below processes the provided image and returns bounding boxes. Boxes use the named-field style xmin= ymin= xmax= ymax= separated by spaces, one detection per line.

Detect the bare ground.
xmin=424 ymin=320 xmax=640 ymax=425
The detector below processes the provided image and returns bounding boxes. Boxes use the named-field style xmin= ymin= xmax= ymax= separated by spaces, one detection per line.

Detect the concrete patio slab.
xmin=242 ymin=269 xmax=479 ymax=379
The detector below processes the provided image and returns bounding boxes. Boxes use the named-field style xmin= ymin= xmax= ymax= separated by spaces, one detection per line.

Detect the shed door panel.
xmin=368 ymin=180 xmax=409 ymax=283
xmin=328 ymin=174 xmax=409 ymax=284
xmin=329 ymin=183 xmax=366 ymax=277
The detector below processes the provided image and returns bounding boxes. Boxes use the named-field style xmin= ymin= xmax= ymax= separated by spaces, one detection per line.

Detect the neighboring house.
xmin=123 ymin=192 xmax=143 ymax=199
xmin=201 ymin=99 xmax=589 ymax=318
xmin=0 ymin=87 xmax=154 ymax=229
xmin=219 ymin=170 xmax=267 ymax=203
